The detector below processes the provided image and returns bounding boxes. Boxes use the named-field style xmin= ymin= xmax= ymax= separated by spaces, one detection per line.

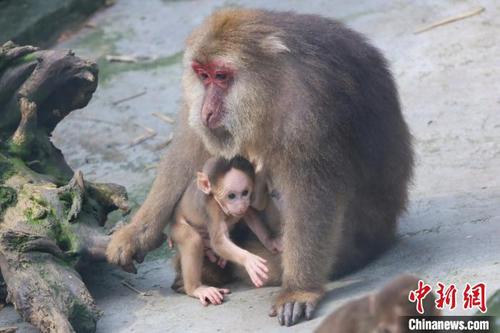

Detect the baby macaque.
xmin=169 ymin=156 xmax=281 ymax=305
xmin=315 ymin=275 xmax=441 ymax=333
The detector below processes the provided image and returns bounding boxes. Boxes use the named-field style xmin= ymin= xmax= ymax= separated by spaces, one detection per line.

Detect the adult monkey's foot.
xmin=269 ymin=289 xmax=324 ymax=326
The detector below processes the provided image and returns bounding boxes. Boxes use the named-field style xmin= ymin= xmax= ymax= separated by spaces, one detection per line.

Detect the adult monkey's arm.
xmin=106 ymin=105 xmax=210 ymax=273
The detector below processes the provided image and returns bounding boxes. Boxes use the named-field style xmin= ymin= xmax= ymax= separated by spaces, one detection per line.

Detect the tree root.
xmin=0 ymin=41 xmax=126 ymax=333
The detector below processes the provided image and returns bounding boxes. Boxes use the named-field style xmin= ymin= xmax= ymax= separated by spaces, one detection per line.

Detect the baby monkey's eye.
xmin=228 ymin=193 xmax=236 ymax=200
xmin=242 ymin=190 xmax=249 ymax=197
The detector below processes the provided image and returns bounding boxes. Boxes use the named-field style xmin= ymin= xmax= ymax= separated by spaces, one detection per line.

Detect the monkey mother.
xmin=106 ymin=8 xmax=413 ymax=327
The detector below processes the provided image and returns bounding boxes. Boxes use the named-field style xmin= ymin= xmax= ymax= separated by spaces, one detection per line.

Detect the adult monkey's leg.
xmin=272 ymin=170 xmax=348 ymax=327
xmin=106 ymin=106 xmax=210 ymax=272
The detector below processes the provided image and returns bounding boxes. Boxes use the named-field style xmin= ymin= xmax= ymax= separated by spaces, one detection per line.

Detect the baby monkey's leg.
xmin=171 ymin=220 xmax=230 ymax=306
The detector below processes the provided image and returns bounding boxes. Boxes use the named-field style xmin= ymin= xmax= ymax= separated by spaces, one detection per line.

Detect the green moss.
xmin=7 ymin=136 xmax=34 ymax=159
xmin=24 ymin=206 xmax=47 ymax=225
xmin=68 ymin=301 xmax=98 ymax=333
xmin=54 ymin=226 xmax=72 ymax=251
xmin=0 ymin=156 xmax=15 ymax=183
xmin=6 ymin=233 xmax=31 ymax=251
xmin=0 ymin=186 xmax=17 ymax=214
xmin=19 ymin=52 xmax=38 ymax=63
xmin=2 ymin=130 xmax=71 ymax=184
xmin=23 ymin=194 xmax=51 ymax=225
xmin=59 ymin=191 xmax=74 ymax=216
xmin=73 ymin=27 xmax=123 ymax=56
xmin=22 ymin=195 xmax=78 ymax=253
xmin=35 ymin=198 xmax=48 ymax=208
xmin=0 ymin=43 xmax=35 ymax=71
xmin=9 ymin=52 xmax=38 ymax=68
xmin=37 ymin=158 xmax=72 ymax=184
xmin=0 ymin=152 xmax=42 ymax=184
xmin=50 ymin=220 xmax=79 ymax=253
xmin=97 ymin=51 xmax=183 ymax=84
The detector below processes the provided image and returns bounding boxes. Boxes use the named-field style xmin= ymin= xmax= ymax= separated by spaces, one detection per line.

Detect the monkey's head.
xmin=372 ymin=275 xmax=440 ymax=333
xmin=197 ymin=156 xmax=256 ymax=217
xmin=183 ymin=9 xmax=290 ymax=158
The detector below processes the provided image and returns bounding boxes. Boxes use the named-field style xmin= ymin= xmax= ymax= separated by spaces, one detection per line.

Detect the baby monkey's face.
xmin=214 ymin=168 xmax=253 ymax=217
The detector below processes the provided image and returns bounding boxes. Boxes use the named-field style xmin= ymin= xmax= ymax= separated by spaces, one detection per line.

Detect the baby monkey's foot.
xmin=193 ymin=286 xmax=231 ymax=306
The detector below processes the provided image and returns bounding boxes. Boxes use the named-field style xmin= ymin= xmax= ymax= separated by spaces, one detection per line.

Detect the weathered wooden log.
xmin=0 ymin=41 xmax=128 ymax=333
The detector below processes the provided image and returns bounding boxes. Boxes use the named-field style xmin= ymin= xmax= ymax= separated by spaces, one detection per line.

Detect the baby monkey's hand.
xmin=243 ymin=252 xmax=268 ymax=287
xmin=193 ymin=286 xmax=231 ymax=306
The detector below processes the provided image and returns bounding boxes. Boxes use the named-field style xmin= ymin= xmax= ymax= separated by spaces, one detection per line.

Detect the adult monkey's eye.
xmin=242 ymin=190 xmax=249 ymax=197
xmin=215 ymin=73 xmax=227 ymax=80
xmin=199 ymin=72 xmax=209 ymax=80
xmin=228 ymin=193 xmax=236 ymax=200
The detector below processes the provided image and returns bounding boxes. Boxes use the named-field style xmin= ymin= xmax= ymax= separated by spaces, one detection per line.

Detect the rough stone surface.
xmin=1 ymin=0 xmax=499 ymax=332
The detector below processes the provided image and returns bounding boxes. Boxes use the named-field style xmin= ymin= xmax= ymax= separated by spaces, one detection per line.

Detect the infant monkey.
xmin=170 ymin=156 xmax=281 ymax=306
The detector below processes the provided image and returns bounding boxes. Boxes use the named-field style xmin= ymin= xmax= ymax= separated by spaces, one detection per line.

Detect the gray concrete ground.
xmin=1 ymin=0 xmax=499 ymax=332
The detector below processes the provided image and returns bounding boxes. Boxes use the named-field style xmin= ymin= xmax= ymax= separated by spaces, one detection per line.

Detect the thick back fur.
xmin=275 ymin=10 xmax=413 ymax=276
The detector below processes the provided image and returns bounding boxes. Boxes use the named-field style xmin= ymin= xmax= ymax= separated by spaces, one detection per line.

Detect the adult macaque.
xmin=107 ymin=8 xmax=413 ymax=326
xmin=315 ymin=275 xmax=440 ymax=333
xmin=170 ymin=155 xmax=281 ymax=305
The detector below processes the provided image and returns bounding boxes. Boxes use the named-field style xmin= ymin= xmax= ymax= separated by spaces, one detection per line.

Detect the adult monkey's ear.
xmin=196 ymin=172 xmax=211 ymax=194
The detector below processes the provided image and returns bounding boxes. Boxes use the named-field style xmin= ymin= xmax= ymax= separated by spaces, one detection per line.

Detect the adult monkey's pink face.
xmin=184 ymin=53 xmax=251 ymax=158
xmin=185 ymin=52 xmax=261 ymax=159
xmin=183 ymin=11 xmax=290 ymax=158
xmin=191 ymin=61 xmax=234 ymax=129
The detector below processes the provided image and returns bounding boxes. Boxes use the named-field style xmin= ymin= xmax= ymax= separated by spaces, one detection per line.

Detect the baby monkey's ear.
xmin=196 ymin=172 xmax=211 ymax=195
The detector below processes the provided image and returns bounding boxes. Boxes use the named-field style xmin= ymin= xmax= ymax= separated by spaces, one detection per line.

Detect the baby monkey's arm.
xmin=245 ymin=208 xmax=282 ymax=253
xmin=207 ymin=204 xmax=269 ymax=287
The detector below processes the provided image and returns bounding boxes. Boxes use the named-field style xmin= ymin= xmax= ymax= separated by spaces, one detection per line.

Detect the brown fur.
xmin=171 ymin=197 xmax=282 ymax=293
xmin=232 ymin=229 xmax=282 ymax=287
xmin=169 ymin=156 xmax=277 ymax=300
xmin=170 ymin=251 xmax=234 ymax=294
xmin=107 ymin=8 xmax=413 ymax=325
xmin=315 ymin=275 xmax=440 ymax=333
